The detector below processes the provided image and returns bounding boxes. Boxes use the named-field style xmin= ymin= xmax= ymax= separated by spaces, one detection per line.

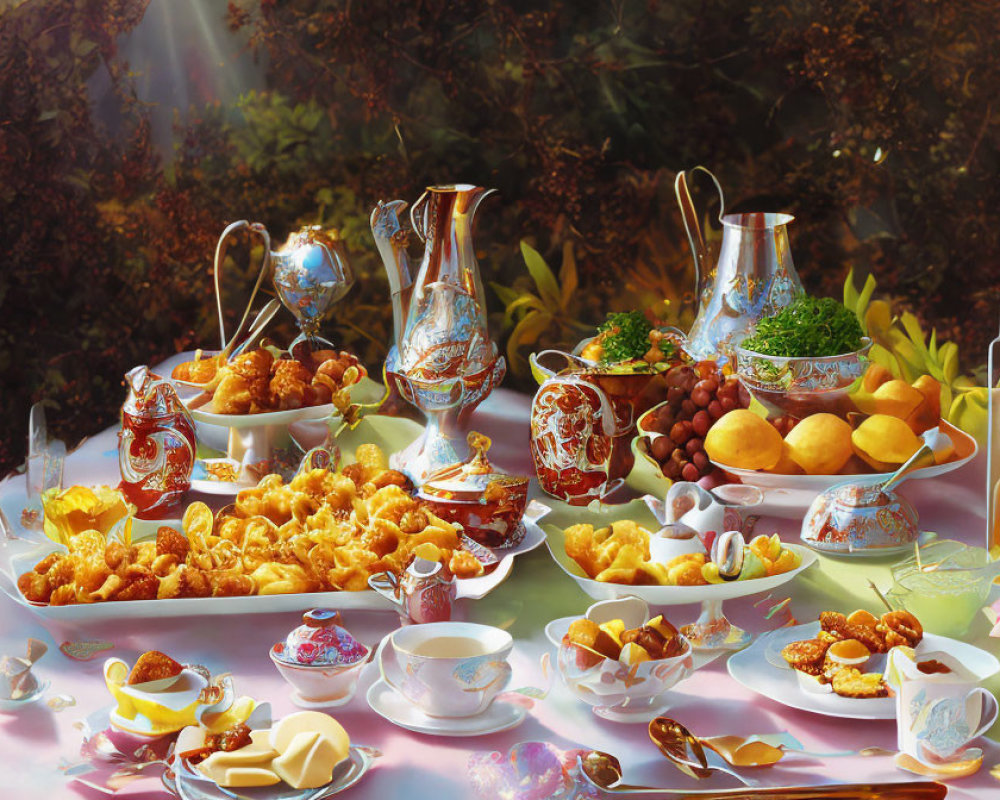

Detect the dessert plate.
xmin=166 ymin=745 xmax=378 ymax=800
xmin=365 ymin=678 xmax=526 ymax=737
xmin=727 ymin=621 xmax=1000 ymax=719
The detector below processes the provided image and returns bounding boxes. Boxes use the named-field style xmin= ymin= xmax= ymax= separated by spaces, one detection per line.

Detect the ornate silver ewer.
xmin=214 ymin=221 xmax=354 ymax=358
xmin=674 ymin=167 xmax=803 ymax=362
xmin=371 ymin=184 xmax=506 ymax=484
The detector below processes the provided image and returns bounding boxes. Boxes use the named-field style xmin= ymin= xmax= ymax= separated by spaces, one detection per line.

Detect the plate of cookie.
xmin=727 ymin=610 xmax=1000 ymax=719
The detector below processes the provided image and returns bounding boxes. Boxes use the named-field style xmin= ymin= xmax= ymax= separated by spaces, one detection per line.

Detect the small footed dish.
xmin=270 ymin=609 xmax=370 ymax=707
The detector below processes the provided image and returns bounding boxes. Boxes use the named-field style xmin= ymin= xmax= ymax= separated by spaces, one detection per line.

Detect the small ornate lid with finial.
xmin=273 ymin=609 xmax=368 ymax=667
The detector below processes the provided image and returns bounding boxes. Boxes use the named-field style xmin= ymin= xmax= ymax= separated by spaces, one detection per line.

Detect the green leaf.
xmin=490 ymin=282 xmax=520 ymax=308
xmin=843 ymin=267 xmax=859 ymax=313
xmin=519 ymin=241 xmax=560 ymax=309
xmin=939 ymin=341 xmax=960 ymax=385
xmin=502 ymin=293 xmax=546 ymax=324
xmin=507 ymin=310 xmax=554 ymax=373
xmin=899 ymin=312 xmax=930 ymax=363
xmin=559 ymin=241 xmax=578 ymax=310
xmin=855 ymin=274 xmax=877 ymax=325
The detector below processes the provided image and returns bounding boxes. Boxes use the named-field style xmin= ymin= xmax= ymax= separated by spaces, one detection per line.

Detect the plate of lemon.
xmin=703 ymin=395 xmax=977 ymax=517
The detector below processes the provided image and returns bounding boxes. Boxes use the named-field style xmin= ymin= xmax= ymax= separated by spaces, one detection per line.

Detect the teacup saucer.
xmin=290 ymin=689 xmax=355 ymax=710
xmin=366 ymin=678 xmax=526 ymax=737
xmin=894 ymin=749 xmax=983 ymax=778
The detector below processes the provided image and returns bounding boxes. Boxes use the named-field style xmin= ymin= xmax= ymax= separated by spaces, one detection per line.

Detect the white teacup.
xmin=378 ymin=622 xmax=513 ymax=718
xmin=887 ymin=649 xmax=999 ymax=764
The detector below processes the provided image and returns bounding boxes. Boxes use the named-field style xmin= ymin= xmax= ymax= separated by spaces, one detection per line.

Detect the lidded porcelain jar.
xmin=270 ymin=609 xmax=369 ymax=707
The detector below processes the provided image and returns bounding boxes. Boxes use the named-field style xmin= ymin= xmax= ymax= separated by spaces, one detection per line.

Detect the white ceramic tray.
xmin=0 ymin=520 xmax=544 ymax=621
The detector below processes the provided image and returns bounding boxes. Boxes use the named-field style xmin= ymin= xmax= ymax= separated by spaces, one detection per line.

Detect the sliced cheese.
xmin=269 ymin=711 xmax=349 ymax=762
xmin=220 ymin=767 xmax=281 ymax=787
xmin=270 ymin=731 xmax=339 ymax=790
xmin=196 ymin=731 xmax=280 ymax=785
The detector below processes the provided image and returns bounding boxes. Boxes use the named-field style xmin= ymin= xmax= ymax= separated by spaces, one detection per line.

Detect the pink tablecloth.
xmin=1 ymin=371 xmax=999 ymax=798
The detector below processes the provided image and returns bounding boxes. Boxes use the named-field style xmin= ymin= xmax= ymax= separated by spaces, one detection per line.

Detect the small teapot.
xmin=368 ymin=558 xmax=456 ymax=624
xmin=644 ymin=481 xmax=763 ymax=564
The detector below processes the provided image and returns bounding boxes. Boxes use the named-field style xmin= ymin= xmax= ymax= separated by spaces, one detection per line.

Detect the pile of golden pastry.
xmin=564 ymin=520 xmax=801 ymax=586
xmin=172 ymin=347 xmax=365 ymax=414
xmin=781 ymin=609 xmax=923 ymax=698
xmin=17 ymin=446 xmax=484 ymax=605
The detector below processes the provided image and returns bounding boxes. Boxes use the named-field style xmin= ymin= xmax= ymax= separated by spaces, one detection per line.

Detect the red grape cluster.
xmin=638 ymin=361 xmax=751 ymax=482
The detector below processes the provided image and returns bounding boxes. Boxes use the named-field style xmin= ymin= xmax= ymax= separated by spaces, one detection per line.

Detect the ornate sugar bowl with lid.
xmin=269 ymin=609 xmax=369 ymax=708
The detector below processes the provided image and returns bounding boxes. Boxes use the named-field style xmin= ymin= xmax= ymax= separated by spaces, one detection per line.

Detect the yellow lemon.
xmin=764 ymin=441 xmax=802 ymax=475
xmin=853 ymin=379 xmax=923 ymax=419
xmin=704 ymin=409 xmax=783 ymax=471
xmin=851 ymin=414 xmax=922 ymax=471
xmin=783 ymin=413 xmax=853 ymax=475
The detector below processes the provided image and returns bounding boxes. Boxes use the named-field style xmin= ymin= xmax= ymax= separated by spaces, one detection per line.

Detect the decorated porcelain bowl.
xmin=554 ymin=597 xmax=694 ymax=723
xmin=801 ymin=482 xmax=919 ymax=554
xmin=269 ymin=609 xmax=370 ymax=707
xmin=735 ymin=338 xmax=871 ymax=419
xmin=269 ymin=645 xmax=368 ymax=707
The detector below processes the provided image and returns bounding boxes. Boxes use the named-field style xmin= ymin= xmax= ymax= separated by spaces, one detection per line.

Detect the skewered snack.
xmin=172 ymin=348 xmax=365 ymax=415
xmin=17 ymin=446 xmax=488 ymax=605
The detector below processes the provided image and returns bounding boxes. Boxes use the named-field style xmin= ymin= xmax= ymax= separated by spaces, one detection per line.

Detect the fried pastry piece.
xmin=819 ymin=610 xmax=887 ymax=653
xmin=114 ymin=565 xmax=159 ymax=601
xmin=157 ymin=526 xmax=190 ymax=560
xmin=449 ymin=549 xmax=485 ymax=579
xmin=877 ymin=610 xmax=923 ymax=648
xmin=158 ymin=565 xmax=213 ymax=599
xmin=172 ymin=355 xmax=220 ymax=385
xmin=831 ymin=667 xmax=888 ymax=698
xmin=781 ymin=639 xmax=830 ymax=675
xmin=129 ymin=650 xmax=183 ymax=684
xmin=17 ymin=570 xmax=52 ymax=603
xmin=212 ymin=372 xmax=253 ymax=414
xmin=270 ymin=359 xmax=313 ymax=410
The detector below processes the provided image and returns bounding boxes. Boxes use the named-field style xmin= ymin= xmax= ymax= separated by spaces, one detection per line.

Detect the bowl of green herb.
xmin=735 ymin=296 xmax=870 ymax=418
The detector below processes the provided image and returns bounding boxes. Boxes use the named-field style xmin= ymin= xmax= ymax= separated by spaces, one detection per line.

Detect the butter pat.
xmin=271 ymin=731 xmax=340 ymax=790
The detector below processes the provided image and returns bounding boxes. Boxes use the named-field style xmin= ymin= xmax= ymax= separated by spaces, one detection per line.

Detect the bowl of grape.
xmin=631 ymin=361 xmax=751 ymax=494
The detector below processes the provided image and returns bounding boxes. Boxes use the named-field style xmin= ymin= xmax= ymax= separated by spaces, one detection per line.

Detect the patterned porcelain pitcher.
xmin=674 ymin=167 xmax=804 ymax=362
xmin=368 ymin=558 xmax=456 ymax=624
xmin=118 ymin=365 xmax=196 ymax=517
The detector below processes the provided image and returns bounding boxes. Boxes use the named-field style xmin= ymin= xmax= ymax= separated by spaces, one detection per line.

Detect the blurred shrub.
xmin=2 ymin=0 xmax=999 ymax=474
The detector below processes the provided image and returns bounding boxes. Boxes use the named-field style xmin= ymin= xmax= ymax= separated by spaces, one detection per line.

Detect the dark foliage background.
xmin=2 ymin=0 xmax=998 ymax=474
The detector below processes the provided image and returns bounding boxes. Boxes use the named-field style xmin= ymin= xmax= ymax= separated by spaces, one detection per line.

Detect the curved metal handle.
xmin=213 ymin=220 xmax=272 ymax=351
xmin=674 ymin=167 xmax=725 ymax=303
xmin=409 ymin=191 xmax=430 ymax=243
